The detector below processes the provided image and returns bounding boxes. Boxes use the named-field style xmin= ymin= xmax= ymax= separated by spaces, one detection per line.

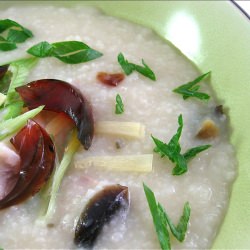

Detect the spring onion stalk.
xmin=95 ymin=121 xmax=145 ymax=139
xmin=0 ymin=105 xmax=43 ymax=141
xmin=0 ymin=93 xmax=6 ymax=106
xmin=37 ymin=129 xmax=80 ymax=225
xmin=75 ymin=154 xmax=153 ymax=172
xmin=4 ymin=57 xmax=38 ymax=101
xmin=3 ymin=57 xmax=38 ymax=120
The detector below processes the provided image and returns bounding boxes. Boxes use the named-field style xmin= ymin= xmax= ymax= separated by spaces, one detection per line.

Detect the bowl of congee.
xmin=0 ymin=1 xmax=249 ymax=249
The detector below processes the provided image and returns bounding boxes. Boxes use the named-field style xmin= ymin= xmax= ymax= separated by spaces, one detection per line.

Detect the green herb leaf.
xmin=158 ymin=202 xmax=191 ymax=242
xmin=27 ymin=41 xmax=103 ymax=64
xmin=115 ymin=94 xmax=124 ymax=114
xmin=173 ymin=72 xmax=211 ymax=101
xmin=52 ymin=41 xmax=102 ymax=64
xmin=143 ymin=183 xmax=191 ymax=249
xmin=37 ymin=129 xmax=80 ymax=225
xmin=151 ymin=115 xmax=187 ymax=175
xmin=0 ymin=19 xmax=29 ymax=33
xmin=0 ymin=19 xmax=14 ymax=32
xmin=183 ymin=144 xmax=211 ymax=161
xmin=0 ymin=105 xmax=44 ymax=141
xmin=7 ymin=27 xmax=32 ymax=43
xmin=134 ymin=59 xmax=156 ymax=81
xmin=143 ymin=183 xmax=171 ymax=250
xmin=117 ymin=53 xmax=135 ymax=75
xmin=0 ymin=36 xmax=16 ymax=51
xmin=152 ymin=115 xmax=211 ymax=175
xmin=171 ymin=154 xmax=187 ymax=176
xmin=0 ymin=70 xmax=12 ymax=94
xmin=26 ymin=41 xmax=53 ymax=57
xmin=0 ymin=19 xmax=33 ymax=49
xmin=118 ymin=52 xmax=156 ymax=81
xmin=2 ymin=57 xmax=38 ymax=120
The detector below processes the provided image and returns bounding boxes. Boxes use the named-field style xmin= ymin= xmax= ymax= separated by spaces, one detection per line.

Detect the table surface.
xmin=234 ymin=0 xmax=250 ymax=17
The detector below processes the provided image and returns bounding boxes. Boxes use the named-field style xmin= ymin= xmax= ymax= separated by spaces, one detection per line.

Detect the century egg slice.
xmin=74 ymin=184 xmax=129 ymax=247
xmin=16 ymin=79 xmax=94 ymax=150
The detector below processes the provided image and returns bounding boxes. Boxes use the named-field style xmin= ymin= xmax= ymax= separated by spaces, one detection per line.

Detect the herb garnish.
xmin=173 ymin=72 xmax=210 ymax=101
xmin=0 ymin=66 xmax=11 ymax=94
xmin=0 ymin=57 xmax=38 ymax=120
xmin=0 ymin=106 xmax=44 ymax=141
xmin=0 ymin=36 xmax=16 ymax=51
xmin=115 ymin=94 xmax=124 ymax=114
xmin=27 ymin=41 xmax=103 ymax=64
xmin=0 ymin=19 xmax=33 ymax=51
xmin=38 ymin=129 xmax=80 ymax=224
xmin=143 ymin=183 xmax=190 ymax=250
xmin=118 ymin=52 xmax=156 ymax=81
xmin=152 ymin=114 xmax=211 ymax=175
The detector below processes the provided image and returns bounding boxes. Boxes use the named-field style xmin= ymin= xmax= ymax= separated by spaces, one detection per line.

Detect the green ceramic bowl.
xmin=77 ymin=2 xmax=250 ymax=248
xmin=1 ymin=1 xmax=250 ymax=249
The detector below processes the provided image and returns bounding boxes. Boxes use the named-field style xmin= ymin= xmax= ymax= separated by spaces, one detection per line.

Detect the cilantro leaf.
xmin=167 ymin=114 xmax=183 ymax=161
xmin=0 ymin=19 xmax=27 ymax=33
xmin=152 ymin=114 xmax=211 ymax=175
xmin=143 ymin=183 xmax=171 ymax=250
xmin=115 ymin=94 xmax=124 ymax=114
xmin=183 ymin=144 xmax=211 ymax=161
xmin=173 ymin=72 xmax=211 ymax=101
xmin=27 ymin=41 xmax=53 ymax=57
xmin=0 ymin=19 xmax=33 ymax=51
xmin=52 ymin=41 xmax=102 ymax=64
xmin=143 ymin=183 xmax=191 ymax=249
xmin=7 ymin=27 xmax=32 ymax=43
xmin=134 ymin=59 xmax=156 ymax=81
xmin=27 ymin=41 xmax=103 ymax=64
xmin=117 ymin=53 xmax=134 ymax=75
xmin=0 ymin=36 xmax=16 ymax=51
xmin=118 ymin=52 xmax=156 ymax=81
xmin=171 ymin=154 xmax=187 ymax=175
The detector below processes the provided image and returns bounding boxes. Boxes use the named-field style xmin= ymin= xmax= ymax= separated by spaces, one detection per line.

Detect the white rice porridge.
xmin=0 ymin=5 xmax=237 ymax=249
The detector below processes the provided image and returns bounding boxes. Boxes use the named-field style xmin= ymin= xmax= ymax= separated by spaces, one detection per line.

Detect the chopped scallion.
xmin=115 ymin=94 xmax=124 ymax=114
xmin=118 ymin=52 xmax=156 ymax=81
xmin=173 ymin=72 xmax=210 ymax=101
xmin=143 ymin=183 xmax=191 ymax=250
xmin=0 ymin=105 xmax=44 ymax=141
xmin=152 ymin=114 xmax=211 ymax=175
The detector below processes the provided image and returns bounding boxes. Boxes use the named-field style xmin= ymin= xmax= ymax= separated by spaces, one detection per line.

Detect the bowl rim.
xmin=0 ymin=1 xmax=250 ymax=249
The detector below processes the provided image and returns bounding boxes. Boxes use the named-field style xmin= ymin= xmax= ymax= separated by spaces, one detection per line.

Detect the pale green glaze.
xmin=85 ymin=2 xmax=250 ymax=249
xmin=83 ymin=2 xmax=250 ymax=249
xmin=1 ymin=1 xmax=250 ymax=249
xmin=73 ymin=2 xmax=250 ymax=248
